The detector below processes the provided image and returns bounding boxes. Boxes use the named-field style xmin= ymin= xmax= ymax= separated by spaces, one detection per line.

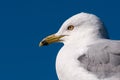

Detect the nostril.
xmin=41 ymin=40 xmax=49 ymax=46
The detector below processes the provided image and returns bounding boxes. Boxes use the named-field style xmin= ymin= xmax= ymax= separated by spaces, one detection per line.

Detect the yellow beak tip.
xmin=39 ymin=34 xmax=65 ymax=47
xmin=39 ymin=42 xmax=43 ymax=47
xmin=39 ymin=40 xmax=49 ymax=47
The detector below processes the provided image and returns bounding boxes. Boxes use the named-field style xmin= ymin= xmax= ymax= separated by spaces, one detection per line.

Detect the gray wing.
xmin=78 ymin=40 xmax=120 ymax=79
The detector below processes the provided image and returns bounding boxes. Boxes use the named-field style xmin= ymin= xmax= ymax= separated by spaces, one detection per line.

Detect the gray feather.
xmin=78 ymin=39 xmax=120 ymax=79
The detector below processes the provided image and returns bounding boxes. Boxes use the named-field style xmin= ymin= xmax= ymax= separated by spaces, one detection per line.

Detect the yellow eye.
xmin=67 ymin=25 xmax=74 ymax=30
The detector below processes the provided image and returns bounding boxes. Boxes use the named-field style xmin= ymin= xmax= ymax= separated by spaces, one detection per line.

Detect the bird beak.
xmin=39 ymin=34 xmax=65 ymax=46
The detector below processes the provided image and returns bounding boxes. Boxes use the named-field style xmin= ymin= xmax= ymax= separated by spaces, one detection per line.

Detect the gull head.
xmin=39 ymin=12 xmax=109 ymax=46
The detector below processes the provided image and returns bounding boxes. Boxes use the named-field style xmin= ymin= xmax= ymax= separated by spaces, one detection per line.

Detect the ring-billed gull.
xmin=39 ymin=12 xmax=120 ymax=80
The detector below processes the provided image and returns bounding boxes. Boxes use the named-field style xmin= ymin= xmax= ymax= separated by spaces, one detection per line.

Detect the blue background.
xmin=0 ymin=0 xmax=120 ymax=80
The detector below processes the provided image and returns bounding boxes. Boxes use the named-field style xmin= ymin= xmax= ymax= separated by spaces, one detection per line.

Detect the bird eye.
xmin=67 ymin=25 xmax=74 ymax=30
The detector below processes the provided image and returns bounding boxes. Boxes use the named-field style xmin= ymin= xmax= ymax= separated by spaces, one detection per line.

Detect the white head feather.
xmin=55 ymin=12 xmax=108 ymax=45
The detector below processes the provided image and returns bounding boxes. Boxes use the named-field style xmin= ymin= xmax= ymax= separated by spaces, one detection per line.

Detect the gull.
xmin=39 ymin=12 xmax=120 ymax=80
